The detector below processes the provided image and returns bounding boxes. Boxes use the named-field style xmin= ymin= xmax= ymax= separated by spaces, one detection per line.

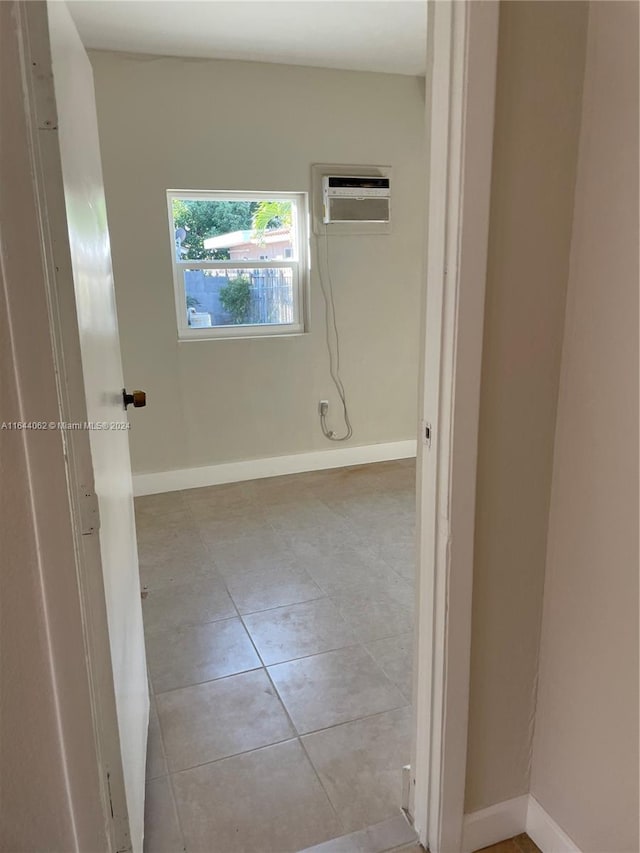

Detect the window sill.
xmin=177 ymin=331 xmax=309 ymax=342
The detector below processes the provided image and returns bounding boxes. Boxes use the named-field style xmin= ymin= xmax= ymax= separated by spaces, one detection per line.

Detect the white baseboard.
xmin=526 ymin=796 xmax=581 ymax=853
xmin=462 ymin=794 xmax=582 ymax=853
xmin=462 ymin=795 xmax=529 ymax=853
xmin=132 ymin=439 xmax=417 ymax=496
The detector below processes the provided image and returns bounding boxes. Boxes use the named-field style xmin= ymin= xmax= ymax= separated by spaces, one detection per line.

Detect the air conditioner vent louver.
xmin=322 ymin=175 xmax=391 ymax=224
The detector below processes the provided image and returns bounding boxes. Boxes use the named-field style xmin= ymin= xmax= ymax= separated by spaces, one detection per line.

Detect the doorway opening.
xmin=15 ymin=0 xmax=499 ymax=850
xmin=78 ymin=4 xmax=430 ymax=848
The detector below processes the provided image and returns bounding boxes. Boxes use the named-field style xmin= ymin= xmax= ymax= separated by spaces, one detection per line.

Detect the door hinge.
xmin=401 ymin=764 xmax=412 ymax=814
xmin=79 ymin=484 xmax=99 ymax=535
xmin=422 ymin=421 xmax=432 ymax=448
xmin=106 ymin=771 xmax=132 ymax=853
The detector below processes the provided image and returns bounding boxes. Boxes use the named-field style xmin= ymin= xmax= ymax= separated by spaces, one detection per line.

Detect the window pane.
xmin=183 ymin=268 xmax=296 ymax=328
xmin=171 ymin=198 xmax=295 ymax=261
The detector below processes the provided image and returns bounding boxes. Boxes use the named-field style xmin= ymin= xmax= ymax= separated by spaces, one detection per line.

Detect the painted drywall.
xmin=1 ymin=3 xmax=108 ymax=848
xmin=530 ymin=3 xmax=639 ymax=851
xmin=88 ymin=52 xmax=426 ymax=476
xmin=465 ymin=1 xmax=589 ymax=812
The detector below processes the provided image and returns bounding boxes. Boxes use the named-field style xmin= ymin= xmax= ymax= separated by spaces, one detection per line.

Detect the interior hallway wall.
xmin=465 ymin=1 xmax=589 ymax=811
xmin=89 ymin=53 xmax=426 ymax=476
xmin=530 ymin=3 xmax=639 ymax=850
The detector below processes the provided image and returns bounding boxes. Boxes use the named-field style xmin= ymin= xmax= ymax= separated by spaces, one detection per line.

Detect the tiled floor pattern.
xmin=138 ymin=460 xmax=416 ymax=853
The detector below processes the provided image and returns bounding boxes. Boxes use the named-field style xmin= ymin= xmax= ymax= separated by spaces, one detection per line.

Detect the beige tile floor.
xmin=138 ymin=460 xmax=416 ymax=853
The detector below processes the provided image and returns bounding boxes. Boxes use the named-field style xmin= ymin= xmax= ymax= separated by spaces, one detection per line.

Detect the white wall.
xmin=89 ymin=52 xmax=426 ymax=477
xmin=530 ymin=3 xmax=639 ymax=851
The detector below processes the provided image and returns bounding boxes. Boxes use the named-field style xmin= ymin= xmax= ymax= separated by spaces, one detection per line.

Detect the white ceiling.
xmin=67 ymin=1 xmax=427 ymax=76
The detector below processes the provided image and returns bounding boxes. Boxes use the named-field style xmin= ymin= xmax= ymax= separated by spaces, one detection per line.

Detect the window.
xmin=167 ymin=190 xmax=308 ymax=339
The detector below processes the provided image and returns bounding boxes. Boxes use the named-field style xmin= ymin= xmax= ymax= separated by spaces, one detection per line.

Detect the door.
xmin=40 ymin=3 xmax=148 ymax=849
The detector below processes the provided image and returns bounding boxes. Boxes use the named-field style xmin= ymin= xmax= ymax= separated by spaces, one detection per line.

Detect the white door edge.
xmin=413 ymin=3 xmax=499 ymax=852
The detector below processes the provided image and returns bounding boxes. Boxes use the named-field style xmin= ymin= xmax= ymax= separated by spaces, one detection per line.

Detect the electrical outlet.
xmin=319 ymin=400 xmax=329 ymax=416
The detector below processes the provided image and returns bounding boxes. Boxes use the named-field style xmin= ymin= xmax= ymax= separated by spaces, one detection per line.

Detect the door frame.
xmin=412 ymin=2 xmax=498 ymax=852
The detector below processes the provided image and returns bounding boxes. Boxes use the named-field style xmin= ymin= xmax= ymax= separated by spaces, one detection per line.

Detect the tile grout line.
xmin=154 ymin=506 xmax=277 ymax=853
xmin=155 ymin=497 xmax=254 ymax=853
xmin=149 ymin=529 xmax=411 ymax=702
xmin=166 ymin=735 xmax=299 ymax=778
xmin=152 ymin=663 xmax=264 ymax=698
xmin=151 ymin=656 xmax=409 ymax=764
xmin=295 ymin=700 xmax=411 ymax=741
xmin=149 ymin=485 xmax=413 ymax=603
xmin=197 ymin=510 xmax=351 ymax=836
xmin=146 ymin=584 xmax=412 ymax=648
xmin=151 ymin=692 xmax=187 ymax=852
xmin=256 ymin=659 xmax=348 ymax=836
xmin=150 ymin=624 xmax=413 ymax=699
xmin=145 ymin=506 xmax=414 ymax=697
xmin=358 ymin=636 xmax=414 ymax=705
xmin=146 ymin=544 xmax=412 ymax=693
xmin=157 ymin=684 xmax=409 ymax=777
xmin=158 ymin=699 xmax=414 ymax=843
xmin=263 ymin=668 xmax=412 ymax=846
xmin=143 ymin=505 xmax=190 ymax=849
xmin=295 ymin=730 xmax=348 ymax=837
xmin=195 ymin=528 xmax=352 ymax=840
xmin=149 ymin=679 xmax=188 ymax=849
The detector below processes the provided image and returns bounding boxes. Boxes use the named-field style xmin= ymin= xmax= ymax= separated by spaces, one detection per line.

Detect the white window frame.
xmin=166 ymin=189 xmax=309 ymax=340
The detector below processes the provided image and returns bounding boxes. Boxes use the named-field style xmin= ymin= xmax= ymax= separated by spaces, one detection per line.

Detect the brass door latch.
xmin=122 ymin=388 xmax=146 ymax=410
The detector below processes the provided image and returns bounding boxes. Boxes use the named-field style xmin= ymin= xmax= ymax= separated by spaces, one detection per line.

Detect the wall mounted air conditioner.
xmin=322 ymin=175 xmax=391 ymax=224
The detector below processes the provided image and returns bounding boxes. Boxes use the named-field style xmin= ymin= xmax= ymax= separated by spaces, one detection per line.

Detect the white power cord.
xmin=316 ymin=225 xmax=353 ymax=442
